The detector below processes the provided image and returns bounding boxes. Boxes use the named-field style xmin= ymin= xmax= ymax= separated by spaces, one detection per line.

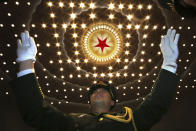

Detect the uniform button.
xmin=98 ymin=117 xmax=103 ymax=121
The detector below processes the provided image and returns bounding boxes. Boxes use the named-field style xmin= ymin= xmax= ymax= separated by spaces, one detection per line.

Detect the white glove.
xmin=16 ymin=30 xmax=37 ymax=63
xmin=160 ymin=29 xmax=180 ymax=73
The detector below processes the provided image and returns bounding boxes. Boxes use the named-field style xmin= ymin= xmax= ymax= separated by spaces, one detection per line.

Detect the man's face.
xmin=90 ymin=88 xmax=114 ymax=109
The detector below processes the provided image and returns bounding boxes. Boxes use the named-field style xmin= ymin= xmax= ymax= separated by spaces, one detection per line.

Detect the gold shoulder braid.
xmin=103 ymin=107 xmax=138 ymax=131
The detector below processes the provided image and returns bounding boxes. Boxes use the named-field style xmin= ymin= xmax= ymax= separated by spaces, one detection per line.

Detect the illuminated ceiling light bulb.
xmin=89 ymin=13 xmax=96 ymax=19
xmin=79 ymin=2 xmax=85 ymax=8
xmin=57 ymin=51 xmax=61 ymax=55
xmin=59 ymin=60 xmax=63 ymax=63
xmin=118 ymin=24 xmax=123 ymax=29
xmin=84 ymin=59 xmax=88 ymax=63
xmin=42 ymin=23 xmax=47 ymax=28
xmin=11 ymin=24 xmax=14 ymax=27
xmin=60 ymin=67 xmax=64 ymax=71
xmin=144 ymin=25 xmax=149 ymax=29
xmin=69 ymin=74 xmax=73 ymax=78
xmin=74 ymin=42 xmax=78 ymax=47
xmin=62 ymin=23 xmax=68 ymax=29
xmin=67 ymin=59 xmax=72 ymax=63
xmin=141 ymin=51 xmax=145 ymax=55
xmin=138 ymin=4 xmax=143 ymax=9
xmin=93 ymin=66 xmax=97 ymax=70
xmin=85 ymin=74 xmax=89 ymax=77
xmin=71 ymin=23 xmax=77 ymax=29
xmin=81 ymin=23 xmax=86 ymax=29
xmin=145 ymin=15 xmax=150 ymax=20
xmin=70 ymin=12 xmax=77 ymax=20
xmin=59 ymin=2 xmax=64 ymax=7
xmin=69 ymin=2 xmax=75 ymax=8
xmin=125 ymin=50 xmax=129 ymax=55
xmin=74 ymin=51 xmax=79 ymax=55
xmin=108 ymin=66 xmax=113 ymax=70
xmin=109 ymin=80 xmax=112 ymax=84
xmin=125 ymin=59 xmax=129 ymax=63
xmin=56 ymin=42 xmax=60 ymax=47
xmin=153 ymin=25 xmax=158 ymax=30
xmin=116 ymin=72 xmax=120 ymax=77
xmin=72 ymin=33 xmax=78 ymax=38
xmin=124 ymin=65 xmax=128 ymax=69
xmin=52 ymin=23 xmax=57 ymax=28
xmin=125 ymin=42 xmax=130 ymax=47
xmin=108 ymin=3 xmax=115 ymax=10
xmin=48 ymin=2 xmax=53 ymax=7
xmin=108 ymin=73 xmax=113 ymax=77
xmin=127 ymin=14 xmax=133 ymax=20
xmin=75 ymin=59 xmax=80 ymax=63
xmin=54 ymin=33 xmax=59 ymax=38
xmin=50 ymin=13 xmax=55 ymax=18
xmin=119 ymin=3 xmax=124 ymax=9
xmin=135 ymin=24 xmax=140 ymax=30
xmin=116 ymin=58 xmax=121 ymax=63
xmin=8 ymin=13 xmax=11 ymax=16
xmin=127 ymin=24 xmax=132 ymax=29
xmin=124 ymin=73 xmax=128 ymax=77
xmin=49 ymin=60 xmax=53 ymax=64
xmin=101 ymin=73 xmax=105 ymax=77
xmin=126 ymin=34 xmax=131 ymax=38
xmin=27 ymin=2 xmax=31 ymax=6
xmin=109 ymin=14 xmax=115 ymax=19
xmin=93 ymin=73 xmax=98 ymax=77
xmin=89 ymin=2 xmax=96 ymax=9
xmin=143 ymin=34 xmax=148 ymax=39
xmin=0 ymin=24 xmax=4 ymax=27
xmin=147 ymin=5 xmax=152 ymax=9
xmin=132 ymin=58 xmax=136 ymax=62
xmin=76 ymin=66 xmax=81 ymax=70
xmin=128 ymin=4 xmax=133 ymax=9
xmin=140 ymin=58 xmax=144 ymax=62
xmin=46 ymin=43 xmax=50 ymax=47
xmin=16 ymin=1 xmax=19 ymax=5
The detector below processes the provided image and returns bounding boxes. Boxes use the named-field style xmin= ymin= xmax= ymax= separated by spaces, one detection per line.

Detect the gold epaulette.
xmin=103 ymin=107 xmax=137 ymax=131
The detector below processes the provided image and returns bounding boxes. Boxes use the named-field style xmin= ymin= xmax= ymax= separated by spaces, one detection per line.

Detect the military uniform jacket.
xmin=9 ymin=69 xmax=179 ymax=131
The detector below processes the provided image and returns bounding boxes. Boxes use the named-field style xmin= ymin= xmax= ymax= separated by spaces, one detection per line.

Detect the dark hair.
xmin=88 ymin=80 xmax=117 ymax=110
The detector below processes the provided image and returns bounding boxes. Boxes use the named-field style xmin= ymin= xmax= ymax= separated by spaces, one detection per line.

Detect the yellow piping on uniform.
xmin=130 ymin=107 xmax=138 ymax=131
xmin=103 ymin=107 xmax=138 ymax=131
xmin=115 ymin=107 xmax=128 ymax=118
xmin=103 ymin=107 xmax=132 ymax=123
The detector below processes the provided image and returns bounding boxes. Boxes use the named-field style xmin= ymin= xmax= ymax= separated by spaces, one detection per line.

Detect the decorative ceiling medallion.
xmin=81 ymin=22 xmax=123 ymax=64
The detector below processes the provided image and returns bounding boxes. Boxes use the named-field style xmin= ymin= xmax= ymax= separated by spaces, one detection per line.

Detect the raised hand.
xmin=160 ymin=29 xmax=180 ymax=73
xmin=16 ymin=30 xmax=37 ymax=63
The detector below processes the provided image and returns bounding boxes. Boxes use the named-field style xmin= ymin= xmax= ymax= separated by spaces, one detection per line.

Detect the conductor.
xmin=9 ymin=29 xmax=180 ymax=131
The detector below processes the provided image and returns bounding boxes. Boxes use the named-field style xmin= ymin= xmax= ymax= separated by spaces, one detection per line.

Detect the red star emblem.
xmin=95 ymin=37 xmax=110 ymax=52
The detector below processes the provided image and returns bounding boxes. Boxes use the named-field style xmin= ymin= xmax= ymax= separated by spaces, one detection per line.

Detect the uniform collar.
xmin=89 ymin=111 xmax=117 ymax=117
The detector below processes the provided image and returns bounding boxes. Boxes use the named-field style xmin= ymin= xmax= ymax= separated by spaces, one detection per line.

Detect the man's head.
xmin=88 ymin=81 xmax=117 ymax=113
